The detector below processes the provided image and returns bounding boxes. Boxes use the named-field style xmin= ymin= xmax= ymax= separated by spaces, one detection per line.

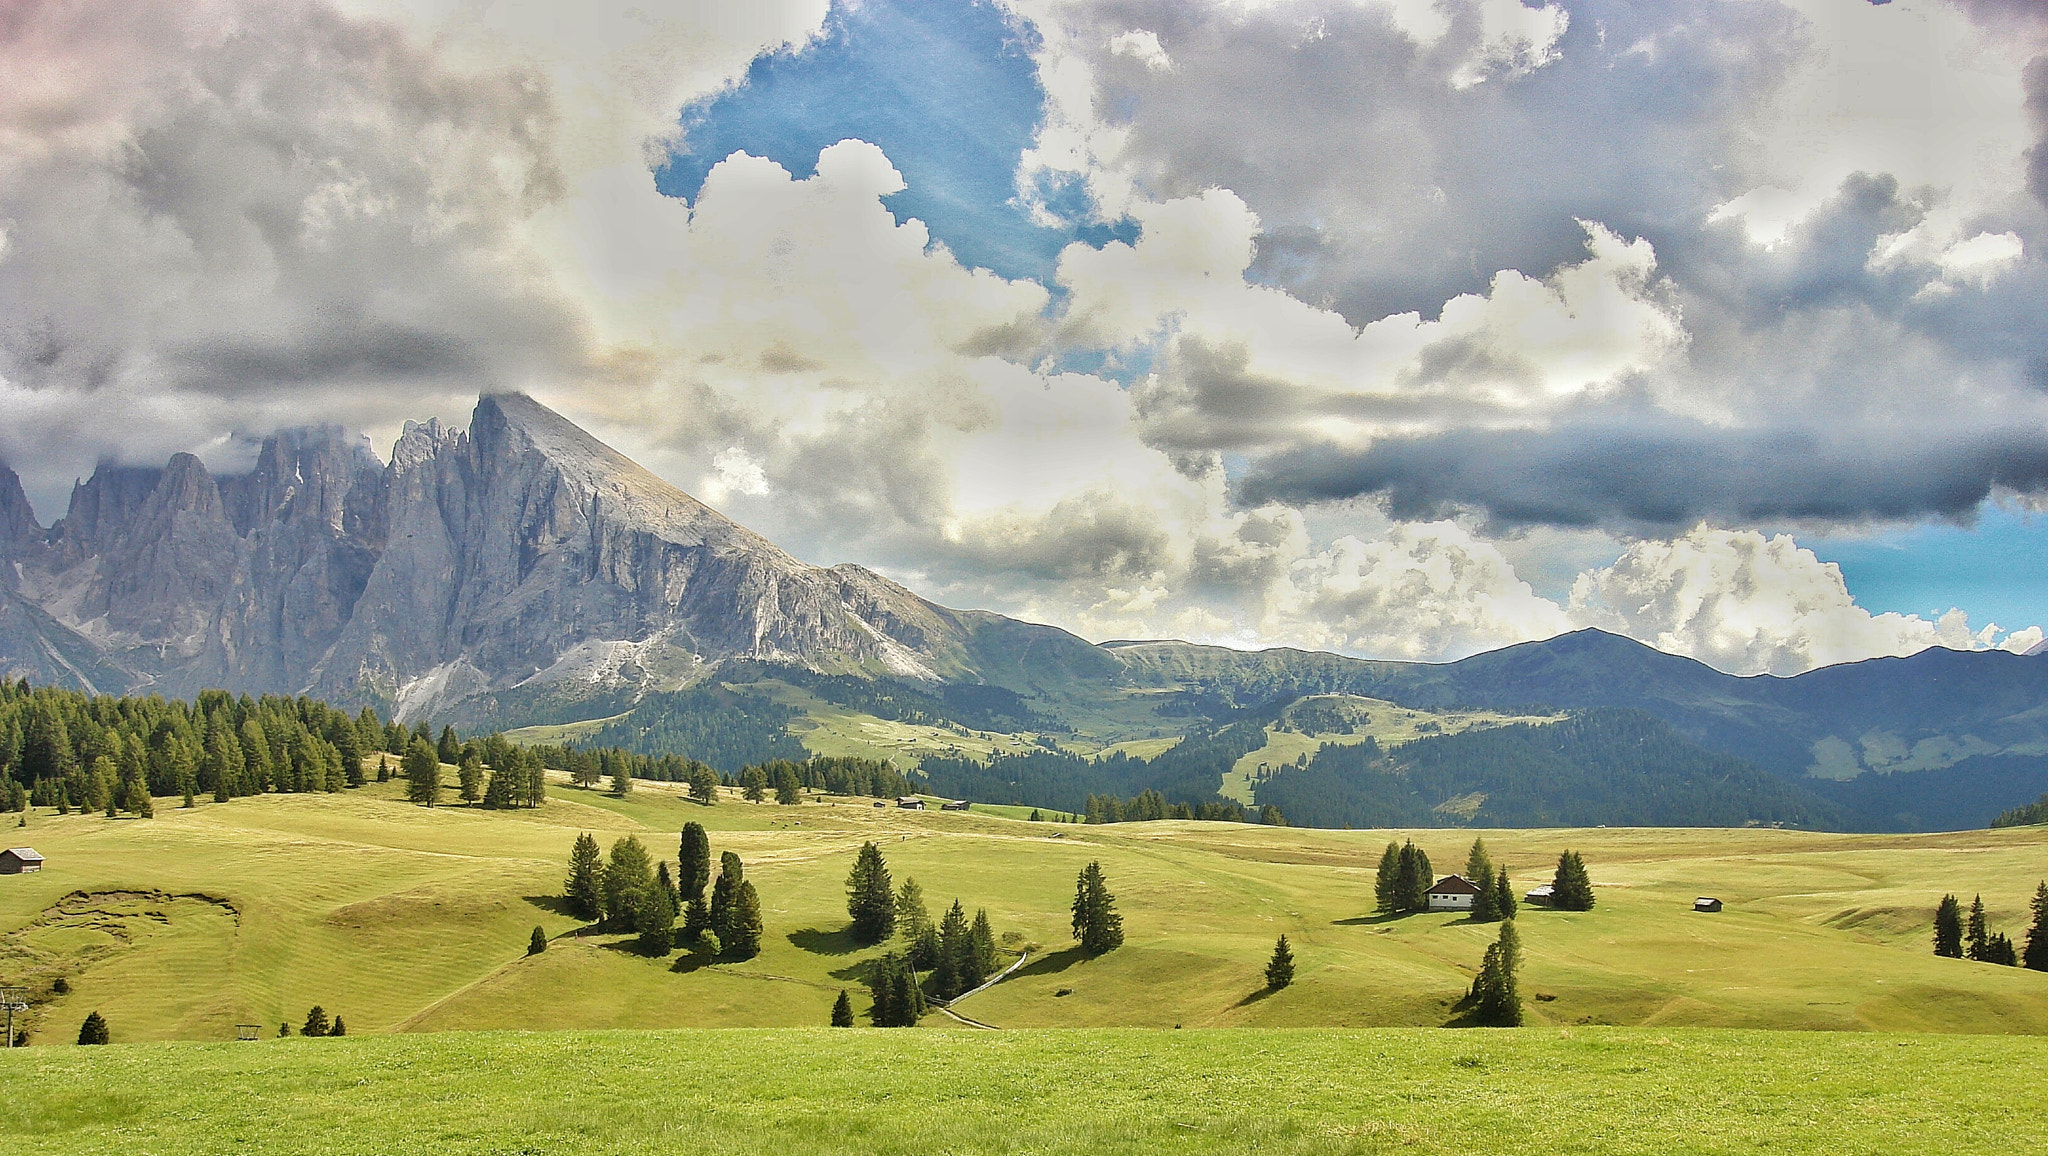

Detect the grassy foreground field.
xmin=3 ymin=1027 xmax=2045 ymax=1155
xmin=2 ymin=774 xmax=2047 ymax=1042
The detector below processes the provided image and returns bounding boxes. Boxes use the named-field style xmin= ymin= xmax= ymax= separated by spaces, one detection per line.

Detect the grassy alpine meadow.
xmin=1 ymin=772 xmax=2047 ymax=1044
xmin=1 ymin=1026 xmax=2045 ymax=1155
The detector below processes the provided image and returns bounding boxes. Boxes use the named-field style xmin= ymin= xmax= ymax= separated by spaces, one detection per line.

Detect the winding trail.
xmin=928 ymin=949 xmax=1030 ymax=1029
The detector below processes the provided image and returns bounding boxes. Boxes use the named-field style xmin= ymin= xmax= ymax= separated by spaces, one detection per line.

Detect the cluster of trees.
xmin=1072 ymin=862 xmax=1124 ymax=955
xmin=563 ymin=822 xmax=761 ymax=958
xmin=1081 ymin=790 xmax=1283 ymax=826
xmin=397 ymin=732 xmax=547 ymax=809
xmin=295 ymin=1006 xmax=346 ymax=1037
xmin=847 ymin=844 xmax=1004 ymax=1008
xmin=1991 ymin=794 xmax=2048 ymax=828
xmin=1934 ymin=884 xmax=2048 ymax=970
xmin=1548 ymin=851 xmax=1595 ymax=911
xmin=865 ymin=953 xmax=928 ymax=1027
xmin=1374 ymin=840 xmax=1436 ymax=914
xmin=1462 ymin=839 xmax=1518 ymax=922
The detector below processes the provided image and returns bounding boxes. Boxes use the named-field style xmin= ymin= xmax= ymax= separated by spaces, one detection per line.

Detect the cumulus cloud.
xmin=1568 ymin=526 xmax=2043 ymax=676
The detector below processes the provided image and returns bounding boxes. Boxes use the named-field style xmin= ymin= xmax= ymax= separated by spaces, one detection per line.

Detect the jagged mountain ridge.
xmin=0 ymin=394 xmax=1085 ymax=718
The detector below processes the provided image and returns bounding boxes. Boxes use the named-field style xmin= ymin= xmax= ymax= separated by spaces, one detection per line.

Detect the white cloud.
xmin=1108 ymin=30 xmax=1174 ymax=72
xmin=1567 ymin=526 xmax=2043 ymax=676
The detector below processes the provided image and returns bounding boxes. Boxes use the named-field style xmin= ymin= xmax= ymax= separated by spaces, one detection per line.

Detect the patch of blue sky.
xmin=1809 ymin=505 xmax=2048 ymax=632
xmin=657 ymin=0 xmax=1132 ymax=287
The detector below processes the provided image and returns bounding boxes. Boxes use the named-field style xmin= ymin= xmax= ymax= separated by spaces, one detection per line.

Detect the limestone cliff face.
xmin=0 ymin=393 xmax=1035 ymax=719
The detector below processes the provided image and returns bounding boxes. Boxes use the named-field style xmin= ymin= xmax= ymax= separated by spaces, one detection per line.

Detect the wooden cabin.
xmin=1693 ymin=897 xmax=1722 ymax=912
xmin=0 ymin=847 xmax=43 ymax=874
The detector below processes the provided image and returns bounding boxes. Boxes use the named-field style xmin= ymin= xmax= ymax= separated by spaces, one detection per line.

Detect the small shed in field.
xmin=0 ymin=848 xmax=43 ymax=874
xmin=1523 ymin=884 xmax=1556 ymax=907
xmin=1426 ymin=874 xmax=1483 ymax=911
xmin=896 ymin=797 xmax=926 ymax=810
xmin=940 ymin=799 xmax=970 ymax=811
xmin=1693 ymin=897 xmax=1722 ymax=912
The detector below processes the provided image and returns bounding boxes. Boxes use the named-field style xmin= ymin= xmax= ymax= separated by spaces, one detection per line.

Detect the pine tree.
xmin=910 ymin=921 xmax=942 ymax=971
xmin=868 ymin=956 xmax=897 ymax=1027
xmin=654 ymin=861 xmax=680 ymax=916
xmin=895 ymin=877 xmax=932 ymax=944
xmin=1265 ymin=934 xmax=1295 ymax=990
xmin=688 ymin=763 xmax=718 ymax=805
xmin=2024 ymin=881 xmax=2048 ymax=972
xmin=77 ymin=1011 xmax=110 ymax=1045
xmin=935 ymin=900 xmax=970 ymax=998
xmin=636 ymin=881 xmax=676 ymax=955
xmin=1493 ymin=866 xmax=1517 ymax=921
xmin=679 ymin=823 xmax=711 ymax=905
xmin=564 ymin=832 xmax=605 ymax=921
xmin=1028 ymin=809 xmax=1043 ymax=822
xmin=1071 ymin=861 xmax=1124 ymax=955
xmin=1551 ymin=851 xmax=1595 ymax=911
xmin=1465 ymin=838 xmax=1493 ymax=895
xmin=481 ymin=763 xmax=514 ymax=809
xmin=831 ymin=989 xmax=855 ymax=1027
xmin=888 ymin=957 xmax=922 ymax=1024
xmin=609 ymin=761 xmax=633 ymax=797
xmin=457 ymin=752 xmax=485 ymax=803
xmin=402 ymin=739 xmax=441 ymax=805
xmin=969 ymin=907 xmax=998 ymax=988
xmin=845 ymin=842 xmax=895 ymax=944
xmin=774 ymin=766 xmax=801 ymax=805
xmin=528 ymin=926 xmax=548 ymax=956
xmin=1987 ymin=932 xmax=2019 ymax=966
xmin=303 ymin=1006 xmax=329 ymax=1037
xmin=1966 ymin=894 xmax=1990 ymax=961
xmin=1395 ymin=841 xmax=1432 ymax=914
xmin=683 ymin=895 xmax=711 ymax=944
xmin=437 ymin=726 xmax=461 ymax=766
xmin=710 ymin=851 xmax=744 ymax=950
xmin=1472 ymin=921 xmax=1524 ymax=1026
xmin=603 ymin=836 xmax=653 ymax=930
xmin=328 ymin=1016 xmax=346 ymax=1037
xmin=741 ymin=766 xmax=768 ymax=802
xmin=1933 ymin=894 xmax=1964 ymax=958
xmin=725 ymin=881 xmax=764 ymax=959
xmin=1374 ymin=841 xmax=1402 ymax=914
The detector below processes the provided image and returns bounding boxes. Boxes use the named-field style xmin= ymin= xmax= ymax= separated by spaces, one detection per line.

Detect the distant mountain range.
xmin=2 ymin=393 xmax=2043 ymax=832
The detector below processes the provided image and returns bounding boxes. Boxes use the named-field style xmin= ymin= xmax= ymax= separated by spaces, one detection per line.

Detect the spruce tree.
xmin=775 ymin=766 xmax=801 ymax=805
xmin=725 ymin=881 xmax=764 ymax=959
xmin=845 ymin=842 xmax=895 ymax=944
xmin=683 ymin=895 xmax=711 ymax=944
xmin=1933 ymin=894 xmax=1964 ymax=958
xmin=935 ymin=900 xmax=970 ymax=998
xmin=1396 ymin=841 xmax=1432 ymax=914
xmin=603 ymin=836 xmax=653 ymax=930
xmin=1987 ymin=932 xmax=2019 ymax=966
xmin=2024 ymin=881 xmax=2048 ymax=971
xmin=911 ymin=921 xmax=942 ymax=971
xmin=710 ymin=851 xmax=744 ymax=949
xmin=528 ymin=926 xmax=548 ymax=956
xmin=1472 ymin=920 xmax=1524 ymax=1026
xmin=1265 ymin=934 xmax=1295 ymax=990
xmin=457 ymin=752 xmax=484 ymax=803
xmin=679 ymin=823 xmax=711 ymax=903
xmin=437 ymin=726 xmax=461 ymax=766
xmin=1551 ymin=851 xmax=1595 ymax=911
xmin=481 ymin=764 xmax=514 ymax=809
xmin=969 ymin=907 xmax=998 ymax=987
xmin=402 ymin=739 xmax=441 ymax=805
xmin=1071 ymin=861 xmax=1124 ymax=955
xmin=609 ymin=761 xmax=633 ymax=797
xmin=688 ymin=763 xmax=718 ymax=805
xmin=831 ymin=989 xmax=855 ymax=1027
xmin=741 ymin=766 xmax=768 ymax=803
xmin=654 ymin=861 xmax=680 ymax=916
xmin=1465 ymin=838 xmax=1493 ymax=894
xmin=868 ymin=955 xmax=898 ymax=1027
xmin=895 ymin=877 xmax=932 ymax=944
xmin=1966 ymin=895 xmax=1990 ymax=961
xmin=636 ymin=881 xmax=676 ymax=955
xmin=77 ymin=1011 xmax=110 ymax=1045
xmin=888 ymin=958 xmax=922 ymax=1025
xmin=303 ymin=1006 xmax=329 ymax=1037
xmin=1374 ymin=841 xmax=1402 ymax=914
xmin=1492 ymin=866 xmax=1517 ymax=921
xmin=329 ymin=1016 xmax=346 ymax=1037
xmin=564 ymin=832 xmax=605 ymax=922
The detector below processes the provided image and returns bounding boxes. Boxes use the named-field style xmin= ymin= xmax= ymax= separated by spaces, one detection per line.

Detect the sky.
xmin=0 ymin=0 xmax=2045 ymax=675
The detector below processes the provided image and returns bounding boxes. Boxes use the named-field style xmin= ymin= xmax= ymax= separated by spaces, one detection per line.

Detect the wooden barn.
xmin=896 ymin=797 xmax=926 ymax=810
xmin=0 ymin=847 xmax=43 ymax=874
xmin=1693 ymin=897 xmax=1723 ymax=912
xmin=939 ymin=800 xmax=971 ymax=811
xmin=1523 ymin=884 xmax=1556 ymax=907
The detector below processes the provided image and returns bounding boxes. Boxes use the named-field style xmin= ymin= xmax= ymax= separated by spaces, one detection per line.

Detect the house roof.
xmin=1428 ymin=874 xmax=1482 ymax=895
xmin=2 ymin=847 xmax=42 ymax=861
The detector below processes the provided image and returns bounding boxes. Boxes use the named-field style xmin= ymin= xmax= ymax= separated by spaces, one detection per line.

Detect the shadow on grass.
xmin=670 ymin=947 xmax=722 ymax=974
xmin=1331 ymin=913 xmax=1406 ymax=926
xmin=1014 ymin=946 xmax=1089 ymax=979
xmin=523 ymin=895 xmax=579 ymax=918
xmin=787 ymin=926 xmax=862 ymax=956
xmin=1233 ymin=986 xmax=1279 ymax=1009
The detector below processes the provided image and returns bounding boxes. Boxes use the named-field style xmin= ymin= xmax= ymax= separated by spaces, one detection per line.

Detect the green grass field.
xmin=3 ymin=775 xmax=2047 ymax=1045
xmin=3 ymin=1026 xmax=2045 ymax=1155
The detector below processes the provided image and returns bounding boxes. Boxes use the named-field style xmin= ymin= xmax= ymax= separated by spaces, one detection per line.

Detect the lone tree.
xmin=1265 ymin=934 xmax=1296 ymax=991
xmin=303 ymin=1005 xmax=330 ymax=1038
xmin=1071 ymin=861 xmax=1125 ymax=955
xmin=1934 ymin=894 xmax=1965 ymax=958
xmin=528 ymin=926 xmax=548 ymax=956
xmin=688 ymin=763 xmax=719 ymax=805
xmin=1550 ymin=851 xmax=1595 ymax=911
xmin=846 ymin=842 xmax=896 ymax=944
xmin=2025 ymin=881 xmax=2048 ymax=971
xmin=1966 ymin=895 xmax=1990 ymax=961
xmin=564 ymin=833 xmax=605 ymax=922
xmin=403 ymin=739 xmax=441 ymax=806
xmin=831 ymin=989 xmax=854 ymax=1028
xmin=1471 ymin=920 xmax=1524 ymax=1026
xmin=77 ymin=1011 xmax=110 ymax=1045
